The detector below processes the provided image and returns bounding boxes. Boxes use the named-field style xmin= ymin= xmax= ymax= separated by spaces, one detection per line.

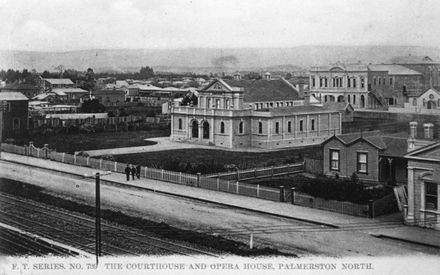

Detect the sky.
xmin=1 ymin=0 xmax=440 ymax=51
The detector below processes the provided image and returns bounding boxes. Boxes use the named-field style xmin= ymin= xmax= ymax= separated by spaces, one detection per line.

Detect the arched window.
xmin=178 ymin=118 xmax=182 ymax=129
xmin=348 ymin=94 xmax=351 ymax=103
xmin=258 ymin=122 xmax=263 ymax=134
xmin=287 ymin=121 xmax=292 ymax=133
xmin=220 ymin=121 xmax=225 ymax=134
xmin=215 ymin=99 xmax=220 ymax=108
xmin=353 ymin=95 xmax=356 ymax=105
xmin=239 ymin=121 xmax=244 ymax=134
xmin=207 ymin=98 xmax=211 ymax=108
xmin=275 ymin=122 xmax=279 ymax=134
xmin=225 ymin=99 xmax=230 ymax=109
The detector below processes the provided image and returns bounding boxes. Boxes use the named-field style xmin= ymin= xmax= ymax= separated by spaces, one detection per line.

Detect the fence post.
xmin=37 ymin=148 xmax=40 ymax=158
xmin=368 ymin=199 xmax=374 ymax=218
xmin=145 ymin=167 xmax=148 ymax=178
xmin=62 ymin=153 xmax=65 ymax=163
xmin=271 ymin=166 xmax=274 ymax=178
xmin=196 ymin=173 xmax=201 ymax=187
xmin=257 ymin=184 xmax=260 ymax=197
xmin=114 ymin=161 xmax=117 ymax=172
xmin=87 ymin=157 xmax=90 ymax=166
xmin=179 ymin=172 xmax=182 ymax=184
xmin=99 ymin=159 xmax=102 ymax=170
xmin=44 ymin=144 xmax=49 ymax=159
xmin=161 ymin=169 xmax=164 ymax=180
xmin=291 ymin=187 xmax=295 ymax=204
xmin=236 ymin=170 xmax=240 ymax=181
xmin=280 ymin=186 xmax=285 ymax=202
xmin=236 ymin=181 xmax=239 ymax=194
xmin=73 ymin=154 xmax=76 ymax=164
xmin=216 ymin=178 xmax=220 ymax=190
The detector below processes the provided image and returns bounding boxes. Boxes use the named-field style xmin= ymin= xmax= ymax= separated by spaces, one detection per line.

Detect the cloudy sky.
xmin=1 ymin=0 xmax=440 ymax=51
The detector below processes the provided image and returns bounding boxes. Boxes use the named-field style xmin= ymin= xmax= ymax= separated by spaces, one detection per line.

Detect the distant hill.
xmin=1 ymin=46 xmax=439 ymax=73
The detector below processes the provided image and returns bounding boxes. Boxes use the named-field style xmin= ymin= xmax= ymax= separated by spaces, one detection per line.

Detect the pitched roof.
xmin=387 ymin=55 xmax=439 ymax=64
xmin=44 ymin=78 xmax=74 ymax=85
xmin=2 ymin=83 xmax=40 ymax=91
xmin=310 ymin=64 xmax=369 ymax=72
xmin=52 ymin=88 xmax=89 ymax=94
xmin=323 ymin=131 xmax=408 ymax=157
xmin=223 ymin=79 xmax=300 ymax=102
xmin=367 ymin=64 xmax=422 ymax=75
xmin=0 ymin=91 xmax=29 ymax=101
xmin=405 ymin=141 xmax=440 ymax=162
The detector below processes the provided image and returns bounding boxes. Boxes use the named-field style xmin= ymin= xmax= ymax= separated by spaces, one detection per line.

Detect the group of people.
xmin=125 ymin=164 xmax=141 ymax=181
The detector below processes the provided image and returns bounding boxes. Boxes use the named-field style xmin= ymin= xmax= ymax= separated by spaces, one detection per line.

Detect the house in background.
xmin=41 ymin=78 xmax=75 ymax=91
xmin=93 ymin=89 xmax=126 ymax=106
xmin=1 ymin=83 xmax=41 ymax=99
xmin=404 ymin=88 xmax=440 ymax=110
xmin=0 ymin=92 xmax=29 ymax=139
xmin=322 ymin=131 xmax=408 ymax=184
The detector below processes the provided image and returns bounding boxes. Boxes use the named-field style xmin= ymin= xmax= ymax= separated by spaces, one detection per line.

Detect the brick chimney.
xmin=423 ymin=123 xmax=434 ymax=139
xmin=409 ymin=121 xmax=418 ymax=138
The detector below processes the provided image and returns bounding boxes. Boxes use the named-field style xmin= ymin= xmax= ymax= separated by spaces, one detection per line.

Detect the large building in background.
xmin=170 ymin=78 xmax=343 ymax=149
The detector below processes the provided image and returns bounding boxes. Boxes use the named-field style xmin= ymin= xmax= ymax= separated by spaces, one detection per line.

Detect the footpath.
xmin=1 ymin=152 xmax=440 ymax=250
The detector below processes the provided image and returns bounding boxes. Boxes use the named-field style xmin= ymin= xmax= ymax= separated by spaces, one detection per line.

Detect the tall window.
xmin=287 ymin=121 xmax=292 ymax=133
xmin=178 ymin=118 xmax=182 ymax=129
xmin=353 ymin=78 xmax=356 ymax=88
xmin=312 ymin=78 xmax=315 ymax=87
xmin=348 ymin=94 xmax=351 ymax=103
xmin=361 ymin=78 xmax=365 ymax=88
xmin=215 ymin=99 xmax=220 ymax=108
xmin=324 ymin=78 xmax=328 ymax=87
xmin=347 ymin=77 xmax=351 ymax=88
xmin=329 ymin=150 xmax=340 ymax=171
xmin=357 ymin=152 xmax=368 ymax=174
xmin=239 ymin=121 xmax=244 ymax=134
xmin=389 ymin=77 xmax=393 ymax=86
xmin=220 ymin=122 xmax=225 ymax=133
xmin=275 ymin=122 xmax=279 ymax=134
xmin=225 ymin=99 xmax=230 ymax=109
xmin=311 ymin=119 xmax=315 ymax=131
xmin=319 ymin=78 xmax=323 ymax=87
xmin=425 ymin=182 xmax=438 ymax=210
xmin=207 ymin=98 xmax=211 ymax=108
xmin=13 ymin=118 xmax=20 ymax=130
xmin=373 ymin=77 xmax=376 ymax=85
xmin=299 ymin=120 xmax=304 ymax=132
xmin=353 ymin=95 xmax=356 ymax=105
xmin=258 ymin=122 xmax=263 ymax=134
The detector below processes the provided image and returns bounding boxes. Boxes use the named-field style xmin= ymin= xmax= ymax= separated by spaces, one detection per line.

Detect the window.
xmin=357 ymin=152 xmax=368 ymax=174
xmin=312 ymin=78 xmax=315 ymax=87
xmin=347 ymin=94 xmax=351 ymax=103
xmin=413 ymin=98 xmax=417 ymax=106
xmin=178 ymin=118 xmax=182 ymax=129
xmin=373 ymin=77 xmax=376 ymax=85
xmin=353 ymin=95 xmax=356 ymax=105
xmin=324 ymin=78 xmax=328 ymax=87
xmin=389 ymin=77 xmax=393 ymax=86
xmin=207 ymin=98 xmax=211 ymax=108
xmin=425 ymin=182 xmax=438 ymax=210
xmin=287 ymin=121 xmax=292 ymax=133
xmin=353 ymin=78 xmax=356 ymax=88
xmin=220 ymin=122 xmax=225 ymax=133
xmin=275 ymin=122 xmax=279 ymax=134
xmin=239 ymin=121 xmax=244 ymax=134
xmin=12 ymin=118 xmax=20 ymax=130
xmin=347 ymin=77 xmax=351 ymax=88
xmin=225 ymin=99 xmax=230 ymax=109
xmin=215 ymin=99 xmax=220 ymax=108
xmin=361 ymin=78 xmax=365 ymax=88
xmin=319 ymin=78 xmax=323 ymax=87
xmin=258 ymin=122 xmax=263 ymax=134
xmin=329 ymin=150 xmax=340 ymax=171
xmin=299 ymin=120 xmax=304 ymax=132
xmin=311 ymin=119 xmax=315 ymax=131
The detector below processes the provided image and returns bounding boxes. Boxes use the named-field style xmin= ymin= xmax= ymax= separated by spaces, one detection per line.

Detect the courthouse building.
xmin=170 ymin=78 xmax=343 ymax=149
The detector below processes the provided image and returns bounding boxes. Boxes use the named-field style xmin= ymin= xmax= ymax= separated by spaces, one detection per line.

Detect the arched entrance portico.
xmin=191 ymin=120 xmax=199 ymax=138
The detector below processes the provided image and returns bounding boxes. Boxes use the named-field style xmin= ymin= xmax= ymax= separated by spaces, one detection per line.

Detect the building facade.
xmin=322 ymin=132 xmax=408 ymax=184
xmin=0 ymin=92 xmax=29 ymax=139
xmin=170 ymin=79 xmax=342 ymax=149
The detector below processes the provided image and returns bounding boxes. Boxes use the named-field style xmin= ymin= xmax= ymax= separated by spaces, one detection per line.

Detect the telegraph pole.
xmin=83 ymin=171 xmax=111 ymax=264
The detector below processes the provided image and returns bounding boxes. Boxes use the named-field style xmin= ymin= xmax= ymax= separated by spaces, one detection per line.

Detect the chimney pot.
xmin=409 ymin=121 xmax=418 ymax=138
xmin=423 ymin=123 xmax=434 ymax=139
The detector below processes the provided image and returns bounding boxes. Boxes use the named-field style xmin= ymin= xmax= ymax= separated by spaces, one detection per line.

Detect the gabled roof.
xmin=411 ymin=88 xmax=440 ymax=99
xmin=0 ymin=91 xmax=29 ymax=101
xmin=223 ymin=79 xmax=300 ymax=102
xmin=43 ymin=78 xmax=74 ymax=85
xmin=323 ymin=131 xmax=408 ymax=157
xmin=405 ymin=142 xmax=440 ymax=163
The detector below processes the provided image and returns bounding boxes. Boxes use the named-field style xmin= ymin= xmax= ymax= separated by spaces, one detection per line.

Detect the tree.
xmin=81 ymin=68 xmax=96 ymax=92
xmin=80 ymin=99 xmax=105 ymax=113
xmin=41 ymin=70 xmax=51 ymax=78
xmin=139 ymin=66 xmax=154 ymax=79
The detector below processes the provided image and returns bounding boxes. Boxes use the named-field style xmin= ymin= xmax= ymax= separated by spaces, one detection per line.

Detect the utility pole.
xmin=83 ymin=171 xmax=111 ymax=264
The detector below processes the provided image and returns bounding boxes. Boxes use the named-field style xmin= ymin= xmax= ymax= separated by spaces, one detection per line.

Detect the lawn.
xmin=10 ymin=129 xmax=170 ymax=154
xmin=114 ymin=146 xmax=321 ymax=174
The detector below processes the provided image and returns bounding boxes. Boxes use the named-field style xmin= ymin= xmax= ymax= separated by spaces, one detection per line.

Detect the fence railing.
xmin=1 ymin=143 xmax=394 ymax=218
xmin=204 ymin=163 xmax=304 ymax=181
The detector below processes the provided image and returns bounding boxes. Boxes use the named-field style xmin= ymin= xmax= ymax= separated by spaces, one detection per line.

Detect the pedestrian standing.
xmin=136 ymin=164 xmax=141 ymax=179
xmin=125 ymin=164 xmax=131 ymax=181
xmin=131 ymin=165 xmax=136 ymax=180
